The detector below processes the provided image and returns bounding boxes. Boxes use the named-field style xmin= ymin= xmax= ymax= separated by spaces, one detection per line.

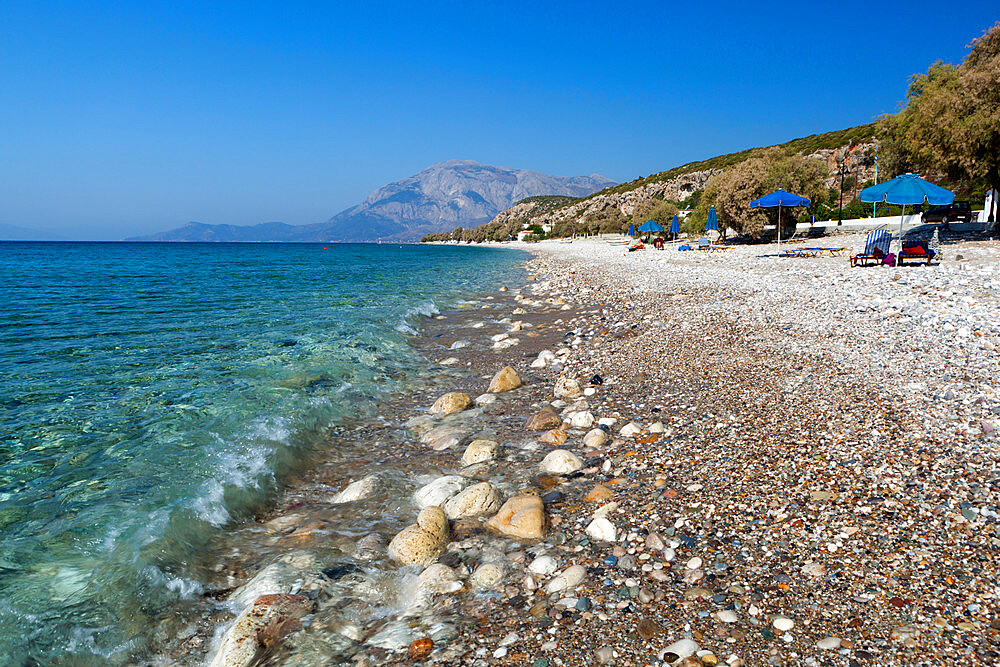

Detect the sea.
xmin=0 ymin=241 xmax=527 ymax=664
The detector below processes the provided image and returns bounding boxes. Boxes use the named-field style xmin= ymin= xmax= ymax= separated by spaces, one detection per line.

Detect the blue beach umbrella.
xmin=637 ymin=219 xmax=664 ymax=233
xmin=859 ymin=173 xmax=954 ymax=249
xmin=670 ymin=214 xmax=680 ymax=240
xmin=705 ymin=206 xmax=719 ymax=232
xmin=749 ymin=189 xmax=811 ymax=244
xmin=627 ymin=222 xmax=635 ymax=237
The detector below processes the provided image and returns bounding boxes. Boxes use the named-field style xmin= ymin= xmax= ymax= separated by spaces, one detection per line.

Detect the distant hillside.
xmin=447 ymin=124 xmax=878 ymax=242
xmin=130 ymin=161 xmax=615 ymax=243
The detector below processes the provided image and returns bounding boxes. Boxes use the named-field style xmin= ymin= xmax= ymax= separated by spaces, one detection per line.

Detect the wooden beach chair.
xmin=898 ymin=240 xmax=936 ymax=266
xmin=849 ymin=230 xmax=894 ymax=267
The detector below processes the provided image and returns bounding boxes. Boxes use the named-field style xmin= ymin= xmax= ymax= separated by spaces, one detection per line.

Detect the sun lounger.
xmin=696 ymin=237 xmax=710 ymax=251
xmin=897 ymin=240 xmax=936 ymax=266
xmin=850 ymin=230 xmax=894 ymax=267
xmin=782 ymin=246 xmax=851 ymax=258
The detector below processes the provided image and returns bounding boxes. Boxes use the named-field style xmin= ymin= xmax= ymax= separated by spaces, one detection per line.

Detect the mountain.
xmin=129 ymin=161 xmax=615 ymax=243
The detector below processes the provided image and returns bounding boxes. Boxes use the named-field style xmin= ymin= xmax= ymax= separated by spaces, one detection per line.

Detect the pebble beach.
xmin=191 ymin=232 xmax=1000 ymax=667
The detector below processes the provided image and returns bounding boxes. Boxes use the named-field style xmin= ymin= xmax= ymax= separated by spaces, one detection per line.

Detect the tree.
xmin=880 ymin=23 xmax=1000 ymax=224
xmin=631 ymin=198 xmax=678 ymax=226
xmin=688 ymin=149 xmax=827 ymax=239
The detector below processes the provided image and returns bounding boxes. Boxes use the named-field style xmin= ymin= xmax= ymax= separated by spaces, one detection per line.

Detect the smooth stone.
xmin=583 ymin=428 xmax=609 ymax=447
xmin=475 ymin=393 xmax=497 ymax=406
xmin=526 ymin=411 xmax=563 ymax=432
xmin=367 ymin=620 xmax=418 ymax=651
xmin=418 ymin=564 xmax=460 ymax=593
xmin=554 ymin=377 xmax=583 ymax=399
xmin=816 ymin=637 xmax=842 ymax=650
xmin=660 ymin=638 xmax=699 ymax=661
xmin=209 ymin=594 xmax=311 ymax=667
xmin=565 ymin=411 xmax=595 ymax=428
xmin=648 ymin=421 xmax=665 ymax=433
xmin=545 ymin=564 xmax=586 ymax=593
xmin=444 ymin=482 xmax=502 ymax=519
xmin=539 ymin=429 xmax=568 ymax=445
xmin=419 ymin=424 xmax=468 ymax=451
xmin=619 ymin=422 xmax=641 ymax=437
xmin=486 ymin=494 xmax=546 ymax=539
xmin=461 ymin=439 xmax=499 ymax=466
xmin=331 ymin=474 xmax=380 ymax=503
xmin=595 ymin=646 xmax=614 ymax=663
xmin=488 ymin=366 xmax=522 ymax=393
xmin=413 ymin=476 xmax=466 ymax=508
xmin=717 ymin=610 xmax=738 ymax=623
xmin=585 ymin=517 xmax=617 ymax=542
xmin=772 ymin=617 xmax=795 ymax=632
xmin=528 ymin=555 xmax=558 ymax=575
xmin=387 ymin=507 xmax=449 ymax=566
xmin=585 ymin=484 xmax=614 ymax=503
xmin=470 ymin=563 xmax=505 ymax=590
xmin=429 ymin=392 xmax=471 ymax=416
xmin=539 ymin=449 xmax=583 ymax=475
xmin=686 ymin=557 xmax=703 ymax=570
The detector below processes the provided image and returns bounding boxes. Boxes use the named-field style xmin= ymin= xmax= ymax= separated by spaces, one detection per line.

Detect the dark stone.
xmin=590 ymin=374 xmax=604 ymax=385
xmin=321 ymin=562 xmax=361 ymax=580
xmin=540 ymin=490 xmax=564 ymax=505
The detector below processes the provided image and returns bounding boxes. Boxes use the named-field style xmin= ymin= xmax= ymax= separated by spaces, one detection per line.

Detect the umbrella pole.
xmin=899 ymin=204 xmax=905 ymax=253
xmin=777 ymin=206 xmax=782 ymax=245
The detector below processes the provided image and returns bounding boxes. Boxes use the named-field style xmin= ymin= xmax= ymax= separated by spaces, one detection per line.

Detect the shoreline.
xmin=179 ymin=234 xmax=998 ymax=665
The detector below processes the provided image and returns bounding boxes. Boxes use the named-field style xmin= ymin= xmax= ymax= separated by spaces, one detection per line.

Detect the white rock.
xmin=619 ymin=422 xmax=641 ymax=437
xmin=686 ymin=556 xmax=703 ymax=570
xmin=585 ymin=517 xmax=617 ymax=542
xmin=544 ymin=564 xmax=586 ymax=593
xmin=566 ymin=411 xmax=595 ymax=428
xmin=331 ymin=474 xmax=379 ymax=503
xmin=539 ymin=449 xmax=583 ymax=474
xmin=475 ymin=393 xmax=497 ymax=406
xmin=772 ymin=616 xmax=795 ymax=632
xmin=816 ymin=637 xmax=841 ymax=650
xmin=554 ymin=377 xmax=582 ymax=399
xmin=648 ymin=421 xmax=665 ymax=433
xmin=717 ymin=610 xmax=738 ymax=623
xmin=418 ymin=564 xmax=460 ymax=594
xmin=470 ymin=563 xmax=505 ymax=590
xmin=583 ymin=428 xmax=609 ymax=447
xmin=660 ymin=638 xmax=699 ymax=661
xmin=528 ymin=555 xmax=558 ymax=575
xmin=413 ymin=476 xmax=466 ymax=508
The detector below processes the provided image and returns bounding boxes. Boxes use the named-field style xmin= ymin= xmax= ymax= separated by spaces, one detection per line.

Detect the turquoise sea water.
xmin=0 ymin=241 xmax=525 ymax=664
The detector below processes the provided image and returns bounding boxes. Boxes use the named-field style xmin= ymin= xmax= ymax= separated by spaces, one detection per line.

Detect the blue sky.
xmin=1 ymin=1 xmax=996 ymax=239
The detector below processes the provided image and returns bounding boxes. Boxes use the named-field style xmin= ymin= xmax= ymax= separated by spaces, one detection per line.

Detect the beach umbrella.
xmin=637 ymin=219 xmax=664 ymax=233
xmin=749 ymin=189 xmax=811 ymax=245
xmin=670 ymin=214 xmax=680 ymax=241
xmin=627 ymin=222 xmax=635 ymax=237
xmin=859 ymin=173 xmax=954 ymax=251
xmin=705 ymin=205 xmax=719 ymax=232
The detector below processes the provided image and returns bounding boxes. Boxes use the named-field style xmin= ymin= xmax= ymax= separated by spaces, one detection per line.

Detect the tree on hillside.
xmin=631 ymin=198 xmax=678 ymax=226
xmin=688 ymin=149 xmax=827 ymax=239
xmin=879 ymin=23 xmax=1000 ymax=224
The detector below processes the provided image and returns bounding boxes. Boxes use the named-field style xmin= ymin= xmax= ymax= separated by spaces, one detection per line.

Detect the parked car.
xmin=921 ymin=201 xmax=974 ymax=226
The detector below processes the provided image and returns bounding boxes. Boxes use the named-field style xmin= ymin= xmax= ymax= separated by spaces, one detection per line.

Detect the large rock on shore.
xmin=486 ymin=494 xmax=546 ymax=539
xmin=461 ymin=439 xmax=499 ymax=466
xmin=209 ymin=594 xmax=311 ymax=667
xmin=429 ymin=392 xmax=471 ymax=416
xmin=388 ymin=507 xmax=450 ymax=566
xmin=487 ymin=366 xmax=522 ymax=393
xmin=444 ymin=482 xmax=502 ymax=519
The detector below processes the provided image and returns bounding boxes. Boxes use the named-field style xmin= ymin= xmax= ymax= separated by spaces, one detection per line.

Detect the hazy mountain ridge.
xmin=128 ymin=161 xmax=615 ymax=243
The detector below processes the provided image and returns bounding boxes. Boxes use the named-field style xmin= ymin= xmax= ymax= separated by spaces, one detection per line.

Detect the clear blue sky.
xmin=1 ymin=1 xmax=996 ymax=239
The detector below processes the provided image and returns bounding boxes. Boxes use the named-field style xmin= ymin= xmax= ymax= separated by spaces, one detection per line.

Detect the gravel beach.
xmin=195 ymin=233 xmax=1000 ymax=667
